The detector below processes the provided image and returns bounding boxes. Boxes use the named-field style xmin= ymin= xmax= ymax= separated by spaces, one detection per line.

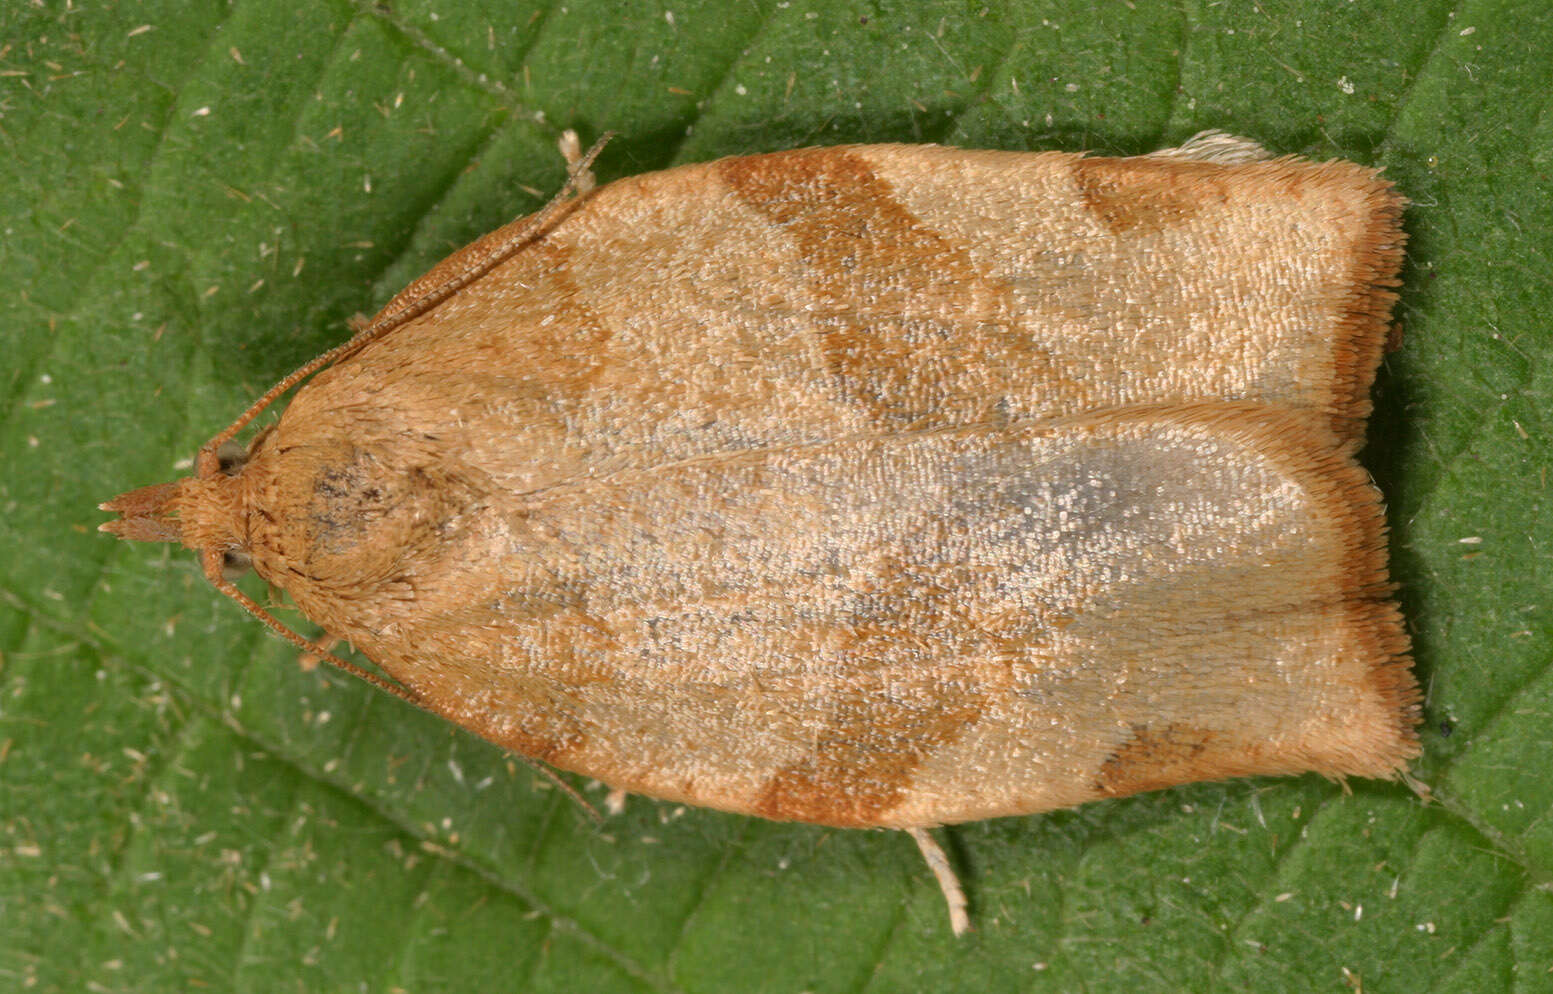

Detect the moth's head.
xmin=100 ymin=431 xmax=272 ymax=585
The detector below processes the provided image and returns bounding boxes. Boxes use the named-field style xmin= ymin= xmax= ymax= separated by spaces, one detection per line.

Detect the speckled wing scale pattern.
xmin=105 ymin=134 xmax=1416 ymax=934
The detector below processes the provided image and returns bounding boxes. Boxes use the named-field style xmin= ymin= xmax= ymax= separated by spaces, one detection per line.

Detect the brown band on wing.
xmin=1071 ymin=157 xmax=1213 ymax=238
xmin=753 ymin=696 xmax=985 ymax=828
xmin=504 ymin=239 xmax=618 ymax=394
xmin=1095 ymin=722 xmax=1229 ymax=797
xmin=713 ymin=148 xmax=1007 ymax=425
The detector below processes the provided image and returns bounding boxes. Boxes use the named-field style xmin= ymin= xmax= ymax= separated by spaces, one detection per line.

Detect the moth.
xmin=104 ymin=131 xmax=1418 ymax=934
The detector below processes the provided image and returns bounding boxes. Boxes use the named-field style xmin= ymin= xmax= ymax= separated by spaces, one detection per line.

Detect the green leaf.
xmin=3 ymin=1 xmax=1550 ymax=992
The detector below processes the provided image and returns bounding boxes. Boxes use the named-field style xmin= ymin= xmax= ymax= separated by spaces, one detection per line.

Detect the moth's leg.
xmin=297 ymin=634 xmax=342 ymax=673
xmin=558 ymin=129 xmax=597 ymax=193
xmin=1147 ymin=129 xmax=1270 ymax=163
xmin=906 ymin=827 xmax=970 ymax=936
xmin=604 ymin=787 xmax=629 ymax=816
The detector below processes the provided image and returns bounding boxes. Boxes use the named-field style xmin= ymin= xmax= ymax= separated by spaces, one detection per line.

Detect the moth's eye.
xmin=221 ymin=549 xmax=253 ymax=583
xmin=216 ymin=439 xmax=248 ymax=476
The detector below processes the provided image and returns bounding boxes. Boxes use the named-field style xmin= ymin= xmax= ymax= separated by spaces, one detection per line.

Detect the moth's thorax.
xmin=174 ymin=472 xmax=248 ymax=555
xmin=238 ymin=417 xmax=494 ymax=637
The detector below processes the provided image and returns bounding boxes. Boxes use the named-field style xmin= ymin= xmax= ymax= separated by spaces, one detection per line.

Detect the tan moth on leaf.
xmin=103 ymin=130 xmax=1418 ymax=935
